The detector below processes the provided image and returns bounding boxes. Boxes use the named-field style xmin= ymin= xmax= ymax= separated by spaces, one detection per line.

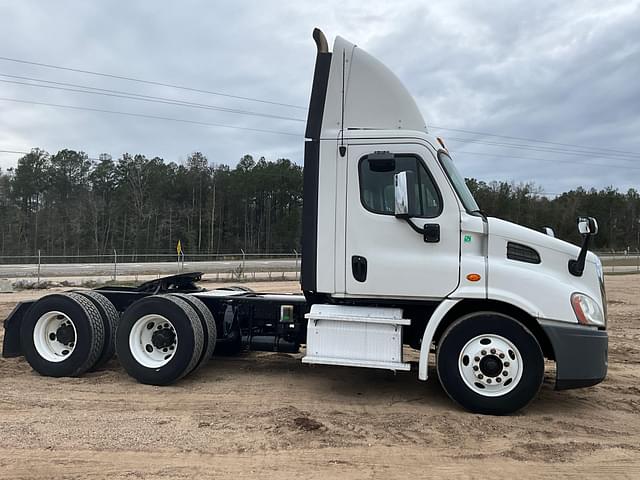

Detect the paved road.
xmin=0 ymin=256 xmax=636 ymax=279
xmin=0 ymin=259 xmax=299 ymax=278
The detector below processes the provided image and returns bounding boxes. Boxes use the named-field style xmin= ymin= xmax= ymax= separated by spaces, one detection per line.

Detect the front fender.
xmin=418 ymin=299 xmax=460 ymax=381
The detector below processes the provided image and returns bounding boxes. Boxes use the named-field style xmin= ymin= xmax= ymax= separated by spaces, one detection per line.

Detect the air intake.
xmin=507 ymin=242 xmax=541 ymax=264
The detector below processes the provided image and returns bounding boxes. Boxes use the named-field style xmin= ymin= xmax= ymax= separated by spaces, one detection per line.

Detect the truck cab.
xmin=300 ymin=30 xmax=607 ymax=413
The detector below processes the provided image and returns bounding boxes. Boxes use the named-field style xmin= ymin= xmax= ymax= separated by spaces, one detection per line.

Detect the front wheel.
xmin=436 ymin=312 xmax=544 ymax=415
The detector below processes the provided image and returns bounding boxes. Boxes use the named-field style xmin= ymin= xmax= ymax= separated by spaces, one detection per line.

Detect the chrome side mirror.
xmin=394 ymin=171 xmax=416 ymax=218
xmin=577 ymin=217 xmax=598 ymax=236
xmin=542 ymin=227 xmax=555 ymax=237
xmin=569 ymin=216 xmax=598 ymax=277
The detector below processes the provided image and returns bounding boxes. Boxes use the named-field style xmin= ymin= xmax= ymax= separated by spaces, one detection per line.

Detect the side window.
xmin=359 ymin=154 xmax=442 ymax=217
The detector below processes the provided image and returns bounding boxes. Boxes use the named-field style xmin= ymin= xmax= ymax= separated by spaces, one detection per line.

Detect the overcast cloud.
xmin=0 ymin=0 xmax=638 ymax=194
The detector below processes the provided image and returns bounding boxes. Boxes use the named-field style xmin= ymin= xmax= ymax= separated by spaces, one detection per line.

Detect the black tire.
xmin=75 ymin=290 xmax=119 ymax=371
xmin=436 ymin=312 xmax=544 ymax=415
xmin=168 ymin=293 xmax=217 ymax=373
xmin=116 ymin=295 xmax=204 ymax=385
xmin=20 ymin=292 xmax=105 ymax=377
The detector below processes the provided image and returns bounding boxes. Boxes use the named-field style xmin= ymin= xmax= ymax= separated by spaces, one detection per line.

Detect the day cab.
xmin=300 ymin=29 xmax=607 ymax=414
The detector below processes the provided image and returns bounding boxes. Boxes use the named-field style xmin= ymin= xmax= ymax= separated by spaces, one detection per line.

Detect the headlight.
xmin=571 ymin=293 xmax=604 ymax=326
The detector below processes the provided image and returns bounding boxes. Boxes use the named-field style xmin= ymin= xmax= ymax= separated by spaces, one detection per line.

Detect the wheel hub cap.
xmin=458 ymin=334 xmax=524 ymax=397
xmin=479 ymin=355 xmax=502 ymax=377
xmin=56 ymin=324 xmax=76 ymax=346
xmin=152 ymin=328 xmax=176 ymax=349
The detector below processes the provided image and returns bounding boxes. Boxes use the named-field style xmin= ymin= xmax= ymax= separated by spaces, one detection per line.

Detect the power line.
xmin=2 ymin=55 xmax=638 ymax=160
xmin=0 ymin=149 xmax=29 ymax=155
xmin=432 ymin=125 xmax=640 ymax=159
xmin=2 ymin=95 xmax=638 ymax=170
xmin=0 ymin=97 xmax=301 ymax=137
xmin=447 ymin=136 xmax=640 ymax=162
xmin=0 ymin=55 xmax=307 ymax=110
xmin=447 ymin=136 xmax=640 ymax=161
xmin=454 ymin=150 xmax=640 ymax=171
xmin=0 ymin=75 xmax=305 ymax=123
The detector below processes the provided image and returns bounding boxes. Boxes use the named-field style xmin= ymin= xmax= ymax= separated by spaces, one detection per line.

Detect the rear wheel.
xmin=168 ymin=293 xmax=217 ymax=373
xmin=20 ymin=293 xmax=105 ymax=377
xmin=75 ymin=290 xmax=119 ymax=371
xmin=116 ymin=295 xmax=204 ymax=385
xmin=436 ymin=312 xmax=544 ymax=415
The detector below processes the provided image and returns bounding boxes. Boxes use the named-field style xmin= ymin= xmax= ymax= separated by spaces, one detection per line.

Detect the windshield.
xmin=438 ymin=152 xmax=480 ymax=213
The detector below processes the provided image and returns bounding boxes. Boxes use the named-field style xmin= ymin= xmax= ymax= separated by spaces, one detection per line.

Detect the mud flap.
xmin=2 ymin=301 xmax=35 ymax=357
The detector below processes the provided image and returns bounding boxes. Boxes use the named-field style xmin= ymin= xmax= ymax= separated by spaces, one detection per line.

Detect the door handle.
xmin=351 ymin=255 xmax=367 ymax=282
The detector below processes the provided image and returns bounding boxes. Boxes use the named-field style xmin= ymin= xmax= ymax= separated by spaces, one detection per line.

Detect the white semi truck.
xmin=2 ymin=29 xmax=607 ymax=415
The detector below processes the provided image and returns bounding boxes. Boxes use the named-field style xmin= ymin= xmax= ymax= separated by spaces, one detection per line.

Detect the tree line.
xmin=0 ymin=148 xmax=638 ymax=258
xmin=467 ymin=179 xmax=640 ymax=250
xmin=0 ymin=149 xmax=302 ymax=258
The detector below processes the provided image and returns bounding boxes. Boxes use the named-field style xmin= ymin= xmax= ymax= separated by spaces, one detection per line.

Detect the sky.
xmin=0 ymin=0 xmax=639 ymax=195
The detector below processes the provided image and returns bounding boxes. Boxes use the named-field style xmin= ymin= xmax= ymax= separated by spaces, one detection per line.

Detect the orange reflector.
xmin=466 ymin=273 xmax=481 ymax=282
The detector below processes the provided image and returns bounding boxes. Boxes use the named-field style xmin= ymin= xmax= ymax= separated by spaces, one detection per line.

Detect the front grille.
xmin=507 ymin=242 xmax=541 ymax=264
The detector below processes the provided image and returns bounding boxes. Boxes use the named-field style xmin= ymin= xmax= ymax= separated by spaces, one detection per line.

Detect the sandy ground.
xmin=0 ymin=276 xmax=639 ymax=479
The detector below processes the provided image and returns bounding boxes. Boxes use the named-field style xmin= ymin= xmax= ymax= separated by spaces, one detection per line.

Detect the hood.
xmin=488 ymin=217 xmax=587 ymax=260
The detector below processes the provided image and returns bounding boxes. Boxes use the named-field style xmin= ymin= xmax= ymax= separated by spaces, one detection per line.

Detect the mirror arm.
xmin=404 ymin=218 xmax=424 ymax=235
xmin=568 ymin=234 xmax=591 ymax=277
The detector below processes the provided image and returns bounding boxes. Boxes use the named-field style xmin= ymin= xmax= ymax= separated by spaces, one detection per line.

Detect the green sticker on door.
xmin=464 ymin=235 xmax=472 ymax=243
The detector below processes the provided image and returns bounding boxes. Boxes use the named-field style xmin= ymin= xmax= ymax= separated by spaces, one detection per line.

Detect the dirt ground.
xmin=0 ymin=277 xmax=639 ymax=479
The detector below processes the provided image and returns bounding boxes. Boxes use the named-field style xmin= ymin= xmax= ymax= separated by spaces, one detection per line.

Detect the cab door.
xmin=344 ymin=142 xmax=460 ymax=299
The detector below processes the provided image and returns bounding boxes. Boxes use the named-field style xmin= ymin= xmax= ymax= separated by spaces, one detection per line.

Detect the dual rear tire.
xmin=20 ymin=292 xmax=217 ymax=386
xmin=115 ymin=294 xmax=217 ymax=385
xmin=20 ymin=292 xmax=110 ymax=377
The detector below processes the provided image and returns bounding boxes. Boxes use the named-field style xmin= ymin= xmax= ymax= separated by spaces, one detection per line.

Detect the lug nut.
xmin=472 ymin=366 xmax=479 ymax=371
xmin=481 ymin=350 xmax=487 ymax=356
xmin=490 ymin=348 xmax=496 ymax=354
xmin=499 ymin=353 xmax=505 ymax=359
xmin=486 ymin=379 xmax=492 ymax=384
xmin=163 ymin=348 xmax=168 ymax=353
xmin=504 ymin=362 xmax=510 ymax=367
xmin=157 ymin=325 xmax=162 ymax=330
xmin=496 ymin=377 xmax=502 ymax=383
xmin=145 ymin=344 xmax=153 ymax=353
xmin=478 ymin=374 xmax=484 ymax=379
xmin=146 ymin=323 xmax=154 ymax=330
xmin=474 ymin=356 xmax=480 ymax=362
xmin=503 ymin=371 xmax=508 ymax=376
xmin=49 ymin=333 xmax=56 ymax=340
